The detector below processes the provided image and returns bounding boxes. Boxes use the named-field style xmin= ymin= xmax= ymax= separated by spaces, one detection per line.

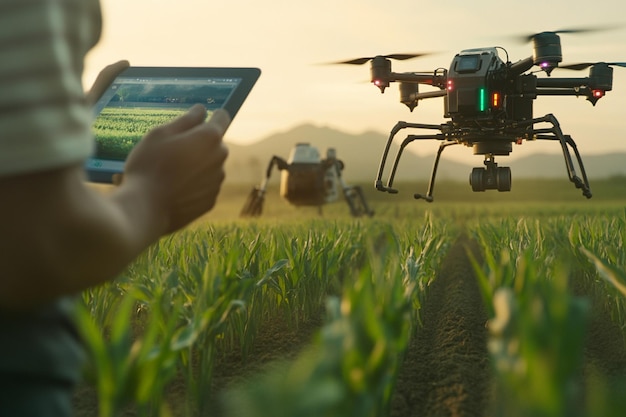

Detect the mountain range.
xmin=223 ymin=124 xmax=626 ymax=184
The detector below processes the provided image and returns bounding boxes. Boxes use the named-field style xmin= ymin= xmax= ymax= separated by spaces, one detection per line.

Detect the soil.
xmin=388 ymin=236 xmax=491 ymax=417
xmin=74 ymin=235 xmax=626 ymax=416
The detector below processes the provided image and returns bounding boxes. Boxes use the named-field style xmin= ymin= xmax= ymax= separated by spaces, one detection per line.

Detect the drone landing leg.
xmin=533 ymin=114 xmax=592 ymax=199
xmin=415 ymin=142 xmax=459 ymax=202
xmin=376 ymin=122 xmax=414 ymax=191
xmin=376 ymin=121 xmax=444 ymax=192
xmin=562 ymin=135 xmax=592 ymax=198
xmin=381 ymin=131 xmax=444 ymax=194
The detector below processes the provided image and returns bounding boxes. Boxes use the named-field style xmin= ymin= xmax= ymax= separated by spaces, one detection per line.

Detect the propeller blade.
xmin=333 ymin=57 xmax=376 ymax=65
xmin=516 ymin=24 xmax=622 ymax=43
xmin=559 ymin=62 xmax=626 ymax=70
xmin=559 ymin=62 xmax=596 ymax=70
xmin=329 ymin=53 xmax=431 ymax=65
xmin=553 ymin=26 xmax=606 ymax=34
xmin=385 ymin=53 xmax=429 ymax=61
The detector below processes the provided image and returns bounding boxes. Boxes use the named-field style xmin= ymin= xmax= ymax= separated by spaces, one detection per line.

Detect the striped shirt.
xmin=0 ymin=0 xmax=102 ymax=177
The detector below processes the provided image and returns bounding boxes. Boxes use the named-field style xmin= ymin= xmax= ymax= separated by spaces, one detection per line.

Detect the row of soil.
xmin=389 ymin=236 xmax=491 ymax=417
xmin=388 ymin=236 xmax=626 ymax=417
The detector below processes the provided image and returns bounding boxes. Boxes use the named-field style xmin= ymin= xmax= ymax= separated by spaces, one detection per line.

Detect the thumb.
xmin=158 ymin=104 xmax=208 ymax=136
xmin=86 ymin=60 xmax=130 ymax=106
xmin=205 ymin=109 xmax=232 ymax=138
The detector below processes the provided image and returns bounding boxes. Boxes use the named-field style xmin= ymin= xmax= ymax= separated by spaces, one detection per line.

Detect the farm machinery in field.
xmin=240 ymin=143 xmax=374 ymax=217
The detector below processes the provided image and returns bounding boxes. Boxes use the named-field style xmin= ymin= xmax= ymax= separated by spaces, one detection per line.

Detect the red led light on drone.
xmin=592 ymin=89 xmax=605 ymax=98
xmin=447 ymin=80 xmax=453 ymax=91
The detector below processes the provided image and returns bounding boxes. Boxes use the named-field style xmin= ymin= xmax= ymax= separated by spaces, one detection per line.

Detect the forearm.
xmin=0 ymin=165 xmax=167 ymax=310
xmin=0 ymin=106 xmax=229 ymax=311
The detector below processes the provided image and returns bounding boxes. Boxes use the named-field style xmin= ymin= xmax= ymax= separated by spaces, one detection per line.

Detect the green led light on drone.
xmin=478 ymin=87 xmax=487 ymax=112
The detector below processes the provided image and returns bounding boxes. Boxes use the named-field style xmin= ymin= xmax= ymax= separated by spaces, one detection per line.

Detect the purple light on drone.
xmin=540 ymin=62 xmax=550 ymax=69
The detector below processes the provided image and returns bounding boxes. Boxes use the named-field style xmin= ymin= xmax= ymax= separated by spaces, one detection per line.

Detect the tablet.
xmin=84 ymin=66 xmax=261 ymax=183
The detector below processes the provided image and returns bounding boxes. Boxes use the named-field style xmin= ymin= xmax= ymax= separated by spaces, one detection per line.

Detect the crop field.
xmin=73 ymin=180 xmax=626 ymax=417
xmin=93 ymin=108 xmax=189 ymax=160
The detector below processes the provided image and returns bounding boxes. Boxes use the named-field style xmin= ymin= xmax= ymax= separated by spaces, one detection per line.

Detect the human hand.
xmin=85 ymin=60 xmax=130 ymax=107
xmin=122 ymin=105 xmax=230 ymax=234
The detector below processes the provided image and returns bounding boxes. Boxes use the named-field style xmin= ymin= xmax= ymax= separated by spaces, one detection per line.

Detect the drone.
xmin=335 ymin=28 xmax=625 ymax=202
xmin=240 ymin=143 xmax=374 ymax=217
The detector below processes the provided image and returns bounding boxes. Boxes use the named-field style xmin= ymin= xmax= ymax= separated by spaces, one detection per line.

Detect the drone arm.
xmin=414 ymin=90 xmax=448 ymax=100
xmin=534 ymin=77 xmax=597 ymax=97
xmin=536 ymin=77 xmax=591 ymax=88
xmin=399 ymin=89 xmax=448 ymax=112
xmin=508 ymin=57 xmax=534 ymax=76
xmin=535 ymin=77 xmax=603 ymax=103
xmin=537 ymin=71 xmax=612 ymax=104
xmin=535 ymin=88 xmax=591 ymax=96
xmin=388 ymin=72 xmax=440 ymax=85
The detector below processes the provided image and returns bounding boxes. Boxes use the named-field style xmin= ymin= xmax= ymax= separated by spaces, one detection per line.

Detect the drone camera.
xmin=469 ymin=162 xmax=512 ymax=192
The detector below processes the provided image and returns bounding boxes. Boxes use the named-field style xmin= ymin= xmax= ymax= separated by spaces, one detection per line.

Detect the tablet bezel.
xmin=85 ymin=66 xmax=260 ymax=183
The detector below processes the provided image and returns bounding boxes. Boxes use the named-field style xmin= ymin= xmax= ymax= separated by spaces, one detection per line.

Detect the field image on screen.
xmin=92 ymin=76 xmax=241 ymax=162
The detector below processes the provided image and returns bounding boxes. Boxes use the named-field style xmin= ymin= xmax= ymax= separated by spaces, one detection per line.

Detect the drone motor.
xmin=531 ymin=32 xmax=563 ymax=75
xmin=400 ymin=82 xmax=419 ymax=111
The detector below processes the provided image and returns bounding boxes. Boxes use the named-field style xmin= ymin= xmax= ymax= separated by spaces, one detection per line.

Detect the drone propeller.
xmin=516 ymin=25 xmax=619 ymax=43
xmin=331 ymin=53 xmax=431 ymax=65
xmin=559 ymin=61 xmax=626 ymax=70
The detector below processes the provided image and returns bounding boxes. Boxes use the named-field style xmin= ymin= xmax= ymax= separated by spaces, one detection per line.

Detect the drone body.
xmin=240 ymin=143 xmax=374 ymax=217
xmin=338 ymin=29 xmax=624 ymax=202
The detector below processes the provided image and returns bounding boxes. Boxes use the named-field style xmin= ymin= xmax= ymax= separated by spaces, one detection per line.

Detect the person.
xmin=0 ymin=1 xmax=230 ymax=415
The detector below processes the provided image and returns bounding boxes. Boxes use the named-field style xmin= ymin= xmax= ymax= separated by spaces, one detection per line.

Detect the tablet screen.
xmin=85 ymin=67 xmax=260 ymax=183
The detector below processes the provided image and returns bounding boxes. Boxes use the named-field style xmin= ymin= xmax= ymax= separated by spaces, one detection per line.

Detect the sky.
xmin=85 ymin=0 xmax=626 ymax=163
